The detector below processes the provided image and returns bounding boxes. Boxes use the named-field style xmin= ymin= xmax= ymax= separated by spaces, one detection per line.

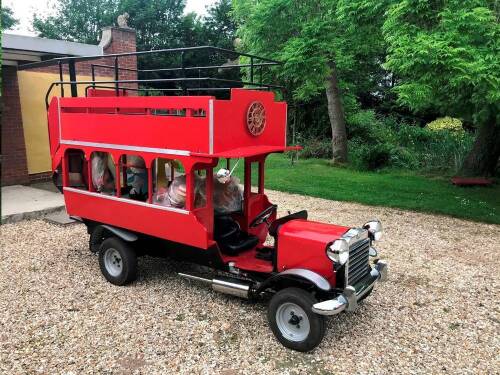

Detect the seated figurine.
xmin=213 ymin=168 xmax=242 ymax=214
xmin=91 ymin=152 xmax=115 ymax=194
xmin=153 ymin=174 xmax=206 ymax=209
xmin=126 ymin=155 xmax=148 ymax=201
xmin=153 ymin=168 xmax=242 ymax=212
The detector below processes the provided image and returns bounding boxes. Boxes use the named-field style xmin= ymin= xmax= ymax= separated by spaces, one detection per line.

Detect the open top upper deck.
xmin=47 ymin=88 xmax=288 ymax=160
xmin=21 ymin=45 xmax=291 ymax=159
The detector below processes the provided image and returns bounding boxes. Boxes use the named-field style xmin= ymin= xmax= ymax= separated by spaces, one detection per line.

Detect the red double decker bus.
xmin=31 ymin=47 xmax=387 ymax=351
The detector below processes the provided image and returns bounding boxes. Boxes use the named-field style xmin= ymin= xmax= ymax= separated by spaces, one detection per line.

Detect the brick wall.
xmin=1 ymin=66 xmax=30 ymax=186
xmin=1 ymin=27 xmax=137 ymax=186
xmin=26 ymin=27 xmax=137 ymax=92
xmin=29 ymin=171 xmax=53 ymax=183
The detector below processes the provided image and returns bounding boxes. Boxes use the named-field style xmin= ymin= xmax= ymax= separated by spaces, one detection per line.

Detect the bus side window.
xmin=152 ymin=158 xmax=185 ymax=208
xmin=65 ymin=149 xmax=87 ymax=190
xmin=90 ymin=152 xmax=116 ymax=195
xmin=120 ymin=154 xmax=147 ymax=201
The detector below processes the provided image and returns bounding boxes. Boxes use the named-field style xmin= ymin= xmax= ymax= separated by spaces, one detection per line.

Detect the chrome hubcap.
xmin=275 ymin=302 xmax=310 ymax=342
xmin=104 ymin=248 xmax=122 ymax=277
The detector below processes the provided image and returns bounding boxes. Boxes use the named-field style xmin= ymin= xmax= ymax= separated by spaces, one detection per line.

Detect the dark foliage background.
xmin=24 ymin=0 xmax=499 ymax=176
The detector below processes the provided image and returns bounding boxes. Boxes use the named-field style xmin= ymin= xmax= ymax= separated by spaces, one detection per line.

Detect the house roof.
xmin=2 ymin=33 xmax=102 ymax=66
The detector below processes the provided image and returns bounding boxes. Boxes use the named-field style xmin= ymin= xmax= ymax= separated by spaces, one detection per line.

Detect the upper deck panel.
xmin=212 ymin=89 xmax=287 ymax=155
xmin=49 ymin=88 xmax=287 ymax=158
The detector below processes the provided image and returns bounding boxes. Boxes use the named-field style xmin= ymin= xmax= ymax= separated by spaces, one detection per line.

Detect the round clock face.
xmin=246 ymin=101 xmax=266 ymax=136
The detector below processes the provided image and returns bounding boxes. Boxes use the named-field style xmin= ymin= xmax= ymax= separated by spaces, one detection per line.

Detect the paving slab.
xmin=44 ymin=210 xmax=77 ymax=226
xmin=1 ymin=185 xmax=65 ymax=224
xmin=30 ymin=181 xmax=60 ymax=193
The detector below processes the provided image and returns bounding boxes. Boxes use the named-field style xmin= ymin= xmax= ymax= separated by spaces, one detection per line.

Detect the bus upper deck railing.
xmin=18 ymin=45 xmax=283 ymax=109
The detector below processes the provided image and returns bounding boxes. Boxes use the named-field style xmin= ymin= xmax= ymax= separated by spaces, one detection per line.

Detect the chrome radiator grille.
xmin=347 ymin=238 xmax=370 ymax=286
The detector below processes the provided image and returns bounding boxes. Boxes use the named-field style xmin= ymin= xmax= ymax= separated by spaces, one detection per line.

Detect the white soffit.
xmin=2 ymin=33 xmax=103 ymax=57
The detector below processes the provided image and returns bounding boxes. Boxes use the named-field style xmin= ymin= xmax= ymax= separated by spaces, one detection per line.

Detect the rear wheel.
xmin=268 ymin=287 xmax=326 ymax=352
xmin=89 ymin=226 xmax=107 ymax=253
xmin=98 ymin=237 xmax=137 ymax=285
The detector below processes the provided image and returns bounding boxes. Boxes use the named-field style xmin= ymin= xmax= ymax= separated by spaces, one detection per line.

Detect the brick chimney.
xmin=99 ymin=26 xmax=137 ymax=83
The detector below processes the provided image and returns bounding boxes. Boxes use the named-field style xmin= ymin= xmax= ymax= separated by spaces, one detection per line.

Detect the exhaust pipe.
xmin=178 ymin=273 xmax=251 ymax=299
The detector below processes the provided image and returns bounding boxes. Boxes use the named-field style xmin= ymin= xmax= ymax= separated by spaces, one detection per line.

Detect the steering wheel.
xmin=249 ymin=204 xmax=278 ymax=228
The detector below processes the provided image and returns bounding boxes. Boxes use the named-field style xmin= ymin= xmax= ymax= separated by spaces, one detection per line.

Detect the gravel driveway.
xmin=1 ymin=189 xmax=499 ymax=374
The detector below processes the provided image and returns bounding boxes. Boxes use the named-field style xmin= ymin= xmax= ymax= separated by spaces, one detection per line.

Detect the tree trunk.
xmin=460 ymin=121 xmax=500 ymax=177
xmin=325 ymin=62 xmax=347 ymax=163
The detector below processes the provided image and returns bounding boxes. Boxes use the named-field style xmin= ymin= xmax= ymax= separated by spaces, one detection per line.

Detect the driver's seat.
xmin=214 ymin=216 xmax=259 ymax=256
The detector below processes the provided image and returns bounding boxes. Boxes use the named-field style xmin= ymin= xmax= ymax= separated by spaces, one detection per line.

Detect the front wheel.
xmin=268 ymin=287 xmax=326 ymax=352
xmin=98 ymin=237 xmax=137 ymax=286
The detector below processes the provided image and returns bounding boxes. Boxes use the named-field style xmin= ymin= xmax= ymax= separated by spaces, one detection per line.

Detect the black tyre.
xmin=98 ymin=237 xmax=137 ymax=285
xmin=268 ymin=287 xmax=326 ymax=352
xmin=89 ymin=226 xmax=107 ymax=253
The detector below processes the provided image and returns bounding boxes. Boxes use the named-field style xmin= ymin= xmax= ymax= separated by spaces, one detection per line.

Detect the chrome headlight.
xmin=364 ymin=220 xmax=383 ymax=241
xmin=327 ymin=239 xmax=349 ymax=265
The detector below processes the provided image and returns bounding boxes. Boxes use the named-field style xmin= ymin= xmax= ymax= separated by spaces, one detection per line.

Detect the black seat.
xmin=214 ymin=215 xmax=259 ymax=256
xmin=221 ymin=233 xmax=259 ymax=255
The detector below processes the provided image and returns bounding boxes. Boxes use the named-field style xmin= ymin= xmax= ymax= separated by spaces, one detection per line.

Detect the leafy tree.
xmin=1 ymin=6 xmax=19 ymax=30
xmin=233 ymin=0 xmax=388 ymax=163
xmin=33 ymin=0 xmax=118 ymax=44
xmin=117 ymin=0 xmax=187 ymax=51
xmin=383 ymin=0 xmax=500 ymax=176
xmin=32 ymin=0 xmax=236 ymax=51
xmin=32 ymin=0 xmax=238 ymax=94
xmin=203 ymin=0 xmax=237 ymax=50
xmin=32 ymin=0 xmax=205 ymax=50
xmin=31 ymin=0 xmax=236 ymax=66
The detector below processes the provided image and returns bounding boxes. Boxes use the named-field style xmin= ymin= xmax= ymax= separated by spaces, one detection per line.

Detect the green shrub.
xmin=415 ymin=131 xmax=473 ymax=173
xmin=347 ymin=110 xmax=394 ymax=145
xmin=348 ymin=141 xmax=367 ymax=170
xmin=299 ymin=138 xmax=332 ymax=159
xmin=365 ymin=144 xmax=392 ymax=170
xmin=397 ymin=124 xmax=434 ymax=146
xmin=347 ymin=110 xmax=407 ymax=170
xmin=389 ymin=147 xmax=420 ymax=170
xmin=296 ymin=110 xmax=473 ymax=173
xmin=427 ymin=117 xmax=463 ymax=132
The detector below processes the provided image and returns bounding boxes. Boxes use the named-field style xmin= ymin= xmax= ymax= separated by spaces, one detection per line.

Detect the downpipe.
xmin=178 ymin=273 xmax=251 ymax=299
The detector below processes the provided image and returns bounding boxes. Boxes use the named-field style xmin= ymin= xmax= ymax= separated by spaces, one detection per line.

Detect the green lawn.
xmin=231 ymin=154 xmax=500 ymax=224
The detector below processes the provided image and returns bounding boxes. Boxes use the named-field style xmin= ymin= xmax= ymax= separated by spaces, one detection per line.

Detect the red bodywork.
xmin=277 ymin=220 xmax=350 ymax=285
xmin=48 ymin=88 xmax=348 ymax=286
